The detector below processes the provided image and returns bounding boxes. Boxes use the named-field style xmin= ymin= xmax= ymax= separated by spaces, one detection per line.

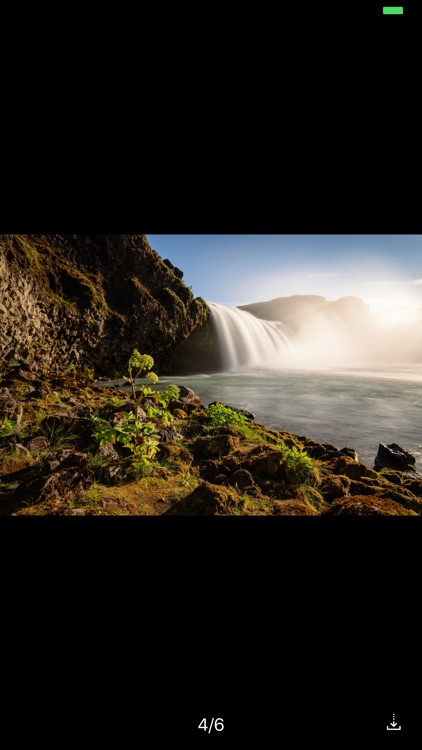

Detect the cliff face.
xmin=0 ymin=234 xmax=209 ymax=375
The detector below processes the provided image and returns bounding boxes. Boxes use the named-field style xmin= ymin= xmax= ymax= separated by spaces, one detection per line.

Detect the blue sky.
xmin=147 ymin=235 xmax=422 ymax=311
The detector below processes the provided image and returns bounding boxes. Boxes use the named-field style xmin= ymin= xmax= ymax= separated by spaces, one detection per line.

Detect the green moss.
xmin=161 ymin=287 xmax=187 ymax=317
xmin=296 ymin=486 xmax=327 ymax=513
xmin=14 ymin=235 xmax=41 ymax=267
xmin=12 ymin=235 xmax=108 ymax=312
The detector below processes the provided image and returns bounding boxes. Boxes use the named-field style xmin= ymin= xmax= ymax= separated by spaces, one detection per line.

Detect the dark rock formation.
xmin=9 ymin=449 xmax=90 ymax=513
xmin=164 ymin=482 xmax=242 ymax=515
xmin=0 ymin=234 xmax=209 ymax=376
xmin=171 ymin=315 xmax=223 ymax=373
xmin=374 ymin=443 xmax=416 ymax=471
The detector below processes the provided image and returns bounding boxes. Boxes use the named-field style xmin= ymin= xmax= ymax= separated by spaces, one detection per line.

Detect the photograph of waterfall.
xmin=1 ymin=234 xmax=422 ymax=516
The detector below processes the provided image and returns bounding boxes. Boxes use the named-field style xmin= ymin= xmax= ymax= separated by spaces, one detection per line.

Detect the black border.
xmin=2 ymin=26 xmax=420 ymax=740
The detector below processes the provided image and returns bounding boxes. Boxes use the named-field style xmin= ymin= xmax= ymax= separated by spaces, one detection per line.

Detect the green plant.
xmin=281 ymin=445 xmax=320 ymax=488
xmin=34 ymin=409 xmax=47 ymax=427
xmin=206 ymin=403 xmax=249 ymax=428
xmin=39 ymin=421 xmax=78 ymax=450
xmin=0 ymin=419 xmax=16 ymax=438
xmin=144 ymin=404 xmax=174 ymax=427
xmin=130 ymin=455 xmax=153 ymax=479
xmin=157 ymin=384 xmax=180 ymax=408
xmin=180 ymin=471 xmax=197 ymax=490
xmin=47 ymin=393 xmax=62 ymax=405
xmin=92 ymin=414 xmax=160 ymax=458
xmin=106 ymin=396 xmax=127 ymax=408
xmin=123 ymin=349 xmax=159 ymax=417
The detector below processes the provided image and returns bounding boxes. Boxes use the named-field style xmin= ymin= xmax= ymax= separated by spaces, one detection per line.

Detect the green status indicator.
xmin=383 ymin=6 xmax=403 ymax=13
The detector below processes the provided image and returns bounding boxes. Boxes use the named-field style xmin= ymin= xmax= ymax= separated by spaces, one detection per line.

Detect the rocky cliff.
xmin=0 ymin=234 xmax=209 ymax=375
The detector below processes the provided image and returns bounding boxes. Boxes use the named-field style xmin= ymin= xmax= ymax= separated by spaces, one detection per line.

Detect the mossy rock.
xmin=251 ymin=425 xmax=285 ymax=446
xmin=402 ymin=477 xmax=422 ymax=497
xmin=297 ymin=486 xmax=327 ymax=513
xmin=378 ymin=487 xmax=422 ymax=515
xmin=323 ymin=455 xmax=378 ymax=481
xmin=242 ymin=450 xmax=288 ymax=481
xmin=190 ymin=434 xmax=240 ymax=459
xmin=322 ymin=494 xmax=417 ymax=516
xmin=157 ymin=442 xmax=193 ymax=470
xmin=165 ymin=481 xmax=243 ymax=515
xmin=320 ymin=473 xmax=351 ymax=502
xmin=230 ymin=468 xmax=257 ymax=492
xmin=348 ymin=478 xmax=422 ymax=513
xmin=198 ymin=460 xmax=230 ymax=482
xmin=273 ymin=499 xmax=318 ymax=516
xmin=348 ymin=479 xmax=378 ymax=496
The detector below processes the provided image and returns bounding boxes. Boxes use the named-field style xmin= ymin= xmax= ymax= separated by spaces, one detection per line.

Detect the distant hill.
xmin=239 ymin=295 xmax=370 ymax=333
xmin=240 ymin=294 xmax=422 ymax=363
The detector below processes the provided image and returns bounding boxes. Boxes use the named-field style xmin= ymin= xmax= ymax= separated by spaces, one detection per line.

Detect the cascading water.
xmin=207 ymin=301 xmax=292 ymax=371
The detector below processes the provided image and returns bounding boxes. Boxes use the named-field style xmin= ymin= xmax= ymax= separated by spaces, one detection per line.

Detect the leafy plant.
xmin=106 ymin=396 xmax=127 ymax=408
xmin=130 ymin=455 xmax=153 ymax=479
xmin=144 ymin=404 xmax=174 ymax=427
xmin=0 ymin=419 xmax=17 ymax=438
xmin=206 ymin=403 xmax=249 ymax=428
xmin=157 ymin=384 xmax=180 ymax=408
xmin=123 ymin=349 xmax=159 ymax=417
xmin=92 ymin=414 xmax=160 ymax=458
xmin=280 ymin=445 xmax=319 ymax=488
xmin=0 ymin=412 xmax=30 ymax=442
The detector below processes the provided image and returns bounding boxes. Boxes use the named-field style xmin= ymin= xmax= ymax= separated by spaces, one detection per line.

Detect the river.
xmin=97 ymin=364 xmax=422 ymax=473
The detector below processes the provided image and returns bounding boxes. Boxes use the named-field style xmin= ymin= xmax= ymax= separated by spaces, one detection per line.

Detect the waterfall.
xmin=207 ymin=302 xmax=292 ymax=371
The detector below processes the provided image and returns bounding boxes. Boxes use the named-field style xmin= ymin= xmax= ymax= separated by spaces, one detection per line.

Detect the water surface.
xmin=98 ymin=364 xmax=422 ymax=472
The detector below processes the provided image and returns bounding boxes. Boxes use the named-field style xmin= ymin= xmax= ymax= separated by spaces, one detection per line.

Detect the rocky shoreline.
xmin=1 ymin=363 xmax=421 ymax=516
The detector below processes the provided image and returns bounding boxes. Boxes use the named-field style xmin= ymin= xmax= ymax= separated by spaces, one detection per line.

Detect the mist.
xmin=209 ymin=296 xmax=422 ymax=371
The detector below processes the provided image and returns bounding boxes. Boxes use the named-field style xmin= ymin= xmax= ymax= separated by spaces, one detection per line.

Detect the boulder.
xmin=11 ymin=450 xmax=89 ymax=510
xmin=320 ymin=473 xmax=351 ymax=502
xmin=323 ymin=454 xmax=378 ymax=480
xmin=402 ymin=477 xmax=422 ymax=497
xmin=190 ymin=434 xmax=240 ymax=459
xmin=242 ymin=450 xmax=288 ymax=481
xmin=374 ymin=443 xmax=416 ymax=471
xmin=178 ymin=386 xmax=203 ymax=407
xmin=156 ymin=442 xmax=193 ymax=468
xmin=199 ymin=460 xmax=229 ymax=482
xmin=157 ymin=425 xmax=179 ymax=443
xmin=340 ymin=447 xmax=358 ymax=461
xmin=98 ymin=441 xmax=120 ymax=460
xmin=165 ymin=482 xmax=242 ymax=515
xmin=230 ymin=469 xmax=256 ymax=491
xmin=27 ymin=436 xmax=49 ymax=455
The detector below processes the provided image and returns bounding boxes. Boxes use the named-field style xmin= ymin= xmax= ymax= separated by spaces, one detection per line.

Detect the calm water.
xmin=99 ymin=364 xmax=422 ymax=472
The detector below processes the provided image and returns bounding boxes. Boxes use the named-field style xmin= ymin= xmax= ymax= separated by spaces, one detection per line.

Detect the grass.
xmin=39 ymin=421 xmax=78 ymax=450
